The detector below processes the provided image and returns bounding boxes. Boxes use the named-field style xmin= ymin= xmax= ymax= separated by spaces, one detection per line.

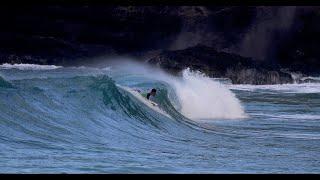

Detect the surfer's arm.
xmin=133 ymin=89 xmax=141 ymax=93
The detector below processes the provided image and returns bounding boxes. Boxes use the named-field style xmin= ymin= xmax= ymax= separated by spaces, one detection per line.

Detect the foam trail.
xmin=0 ymin=63 xmax=62 ymax=70
xmin=229 ymin=83 xmax=320 ymax=94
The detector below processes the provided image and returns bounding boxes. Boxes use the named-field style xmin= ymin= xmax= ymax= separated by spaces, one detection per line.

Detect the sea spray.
xmin=170 ymin=68 xmax=247 ymax=120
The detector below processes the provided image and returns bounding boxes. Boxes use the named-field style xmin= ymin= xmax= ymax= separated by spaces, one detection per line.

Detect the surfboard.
xmin=139 ymin=92 xmax=158 ymax=106
xmin=116 ymin=85 xmax=171 ymax=118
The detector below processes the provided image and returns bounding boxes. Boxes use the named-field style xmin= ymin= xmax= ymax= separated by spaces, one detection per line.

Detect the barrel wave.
xmin=1 ymin=62 xmax=319 ymax=173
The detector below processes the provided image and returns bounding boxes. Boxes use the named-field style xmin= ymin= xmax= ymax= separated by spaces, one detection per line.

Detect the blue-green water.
xmin=0 ymin=63 xmax=319 ymax=173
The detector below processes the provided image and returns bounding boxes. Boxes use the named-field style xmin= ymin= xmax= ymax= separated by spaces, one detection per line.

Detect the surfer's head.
xmin=150 ymin=88 xmax=157 ymax=96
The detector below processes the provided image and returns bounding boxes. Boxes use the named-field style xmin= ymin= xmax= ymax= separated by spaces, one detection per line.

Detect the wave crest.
xmin=0 ymin=63 xmax=62 ymax=70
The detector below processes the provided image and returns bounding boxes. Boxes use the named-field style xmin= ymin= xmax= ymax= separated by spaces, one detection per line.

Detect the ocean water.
xmin=0 ymin=62 xmax=319 ymax=173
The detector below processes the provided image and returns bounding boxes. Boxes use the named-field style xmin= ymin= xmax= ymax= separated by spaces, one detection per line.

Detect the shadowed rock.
xmin=148 ymin=45 xmax=293 ymax=84
xmin=0 ymin=6 xmax=318 ymax=82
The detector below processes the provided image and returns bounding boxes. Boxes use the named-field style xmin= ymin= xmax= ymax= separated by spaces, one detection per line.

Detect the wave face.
xmin=1 ymin=62 xmax=320 ymax=173
xmin=0 ymin=76 xmax=14 ymax=88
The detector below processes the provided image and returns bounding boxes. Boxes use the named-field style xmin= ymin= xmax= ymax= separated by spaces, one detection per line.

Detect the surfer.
xmin=146 ymin=88 xmax=157 ymax=100
xmin=132 ymin=88 xmax=157 ymax=105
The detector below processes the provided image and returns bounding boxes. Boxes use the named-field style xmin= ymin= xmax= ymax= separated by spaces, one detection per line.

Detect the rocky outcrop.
xmin=225 ymin=68 xmax=293 ymax=84
xmin=0 ymin=6 xmax=319 ymax=83
xmin=148 ymin=45 xmax=293 ymax=84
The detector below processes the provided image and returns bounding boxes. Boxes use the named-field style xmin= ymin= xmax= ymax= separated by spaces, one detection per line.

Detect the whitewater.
xmin=0 ymin=61 xmax=320 ymax=173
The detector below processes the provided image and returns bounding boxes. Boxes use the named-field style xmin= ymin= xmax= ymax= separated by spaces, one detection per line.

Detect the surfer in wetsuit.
xmin=146 ymin=88 xmax=157 ymax=100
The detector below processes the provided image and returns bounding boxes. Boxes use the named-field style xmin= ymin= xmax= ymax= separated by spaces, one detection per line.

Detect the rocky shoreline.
xmin=0 ymin=6 xmax=319 ymax=84
xmin=147 ymin=45 xmax=294 ymax=85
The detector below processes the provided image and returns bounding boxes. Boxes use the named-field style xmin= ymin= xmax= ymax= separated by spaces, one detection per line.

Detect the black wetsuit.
xmin=146 ymin=93 xmax=151 ymax=100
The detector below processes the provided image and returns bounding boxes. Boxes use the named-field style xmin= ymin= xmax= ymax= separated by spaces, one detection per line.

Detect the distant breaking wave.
xmin=0 ymin=63 xmax=62 ymax=70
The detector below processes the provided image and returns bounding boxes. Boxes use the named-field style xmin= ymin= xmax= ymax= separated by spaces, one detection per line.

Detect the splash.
xmin=171 ymin=68 xmax=247 ymax=120
xmin=107 ymin=60 xmax=247 ymax=120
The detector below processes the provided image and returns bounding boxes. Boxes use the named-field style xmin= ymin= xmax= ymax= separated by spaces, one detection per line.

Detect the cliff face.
xmin=0 ymin=6 xmax=319 ymax=83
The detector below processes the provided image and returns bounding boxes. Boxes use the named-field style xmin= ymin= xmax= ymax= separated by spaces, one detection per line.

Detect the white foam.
xmin=300 ymin=76 xmax=320 ymax=81
xmin=252 ymin=113 xmax=320 ymax=120
xmin=0 ymin=63 xmax=62 ymax=70
xmin=228 ymin=83 xmax=320 ymax=94
xmin=68 ymin=66 xmax=111 ymax=71
xmin=102 ymin=66 xmax=112 ymax=71
xmin=170 ymin=69 xmax=248 ymax=120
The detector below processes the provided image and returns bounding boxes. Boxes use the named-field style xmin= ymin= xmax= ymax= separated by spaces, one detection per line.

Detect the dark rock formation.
xmin=0 ymin=6 xmax=319 ymax=84
xmin=276 ymin=8 xmax=320 ymax=75
xmin=0 ymin=5 xmax=183 ymax=65
xmin=148 ymin=45 xmax=293 ymax=84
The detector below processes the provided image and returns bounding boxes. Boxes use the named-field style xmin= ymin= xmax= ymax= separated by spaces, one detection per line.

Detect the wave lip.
xmin=0 ymin=63 xmax=62 ymax=70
